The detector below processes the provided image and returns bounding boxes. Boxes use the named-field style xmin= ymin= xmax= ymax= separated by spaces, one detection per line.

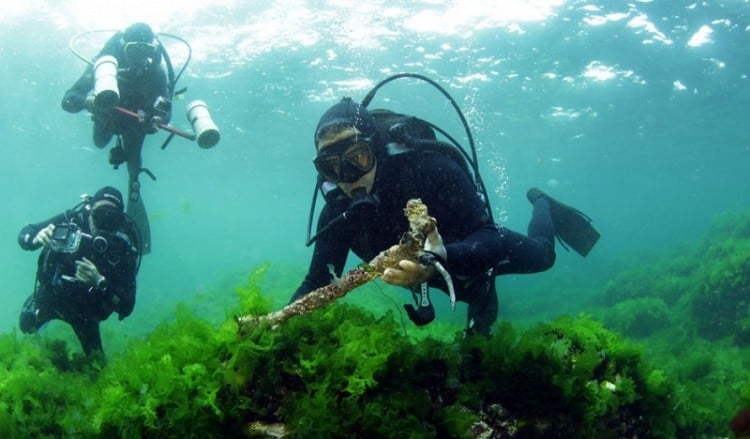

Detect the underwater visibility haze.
xmin=1 ymin=1 xmax=750 ymax=437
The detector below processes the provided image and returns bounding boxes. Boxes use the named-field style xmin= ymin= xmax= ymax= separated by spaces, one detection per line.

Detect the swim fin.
xmin=527 ymin=188 xmax=600 ymax=257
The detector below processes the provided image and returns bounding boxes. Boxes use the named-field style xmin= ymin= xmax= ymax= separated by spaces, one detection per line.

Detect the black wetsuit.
xmin=61 ymin=31 xmax=170 ymax=196
xmin=17 ymin=209 xmax=138 ymax=354
xmin=292 ymin=149 xmax=557 ymax=334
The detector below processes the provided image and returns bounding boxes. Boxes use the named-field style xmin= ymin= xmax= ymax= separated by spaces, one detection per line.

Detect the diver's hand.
xmin=86 ymin=94 xmax=116 ymax=116
xmin=75 ymin=257 xmax=105 ymax=287
xmin=381 ymin=219 xmax=446 ymax=287
xmin=84 ymin=94 xmax=96 ymax=113
xmin=33 ymin=224 xmax=56 ymax=247
xmin=382 ymin=256 xmax=435 ymax=287
xmin=145 ymin=115 xmax=161 ymax=134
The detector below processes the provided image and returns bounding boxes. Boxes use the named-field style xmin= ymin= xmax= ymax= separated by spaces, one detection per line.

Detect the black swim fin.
xmin=527 ymin=188 xmax=600 ymax=257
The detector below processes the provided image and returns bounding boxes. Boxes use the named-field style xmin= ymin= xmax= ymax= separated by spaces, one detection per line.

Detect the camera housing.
xmin=49 ymin=223 xmax=82 ymax=253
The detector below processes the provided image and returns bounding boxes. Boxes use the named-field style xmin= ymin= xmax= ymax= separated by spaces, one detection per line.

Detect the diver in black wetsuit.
xmin=291 ymin=97 xmax=599 ymax=336
xmin=17 ymin=186 xmax=140 ymax=356
xmin=61 ymin=22 xmax=172 ymax=255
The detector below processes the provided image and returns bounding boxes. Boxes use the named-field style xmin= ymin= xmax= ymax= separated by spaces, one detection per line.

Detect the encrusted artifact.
xmin=238 ymin=198 xmax=454 ymax=332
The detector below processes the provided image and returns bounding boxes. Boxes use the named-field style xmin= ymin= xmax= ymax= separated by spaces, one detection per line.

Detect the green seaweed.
xmin=5 ymin=217 xmax=750 ymax=439
xmin=591 ymin=209 xmax=750 ymax=435
xmin=602 ymin=297 xmax=672 ymax=338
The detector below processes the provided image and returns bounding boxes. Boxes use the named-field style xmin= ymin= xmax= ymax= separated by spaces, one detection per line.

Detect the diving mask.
xmin=91 ymin=205 xmax=122 ymax=233
xmin=123 ymin=41 xmax=158 ymax=66
xmin=314 ymin=136 xmax=375 ymax=184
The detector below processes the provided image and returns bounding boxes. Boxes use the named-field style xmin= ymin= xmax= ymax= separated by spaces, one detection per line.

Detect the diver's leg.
xmin=93 ymin=112 xmax=116 ymax=148
xmin=491 ymin=198 xmax=557 ymax=276
xmin=123 ymin=130 xmax=151 ymax=254
xmin=527 ymin=196 xmax=556 ymax=251
xmin=108 ymin=135 xmax=127 ymax=168
xmin=19 ymin=295 xmax=47 ymax=333
xmin=465 ymin=280 xmax=498 ymax=336
xmin=19 ymin=284 xmax=55 ymax=333
xmin=123 ymin=129 xmax=146 ymax=197
xmin=71 ymin=319 xmax=104 ymax=355
xmin=527 ymin=188 xmax=600 ymax=257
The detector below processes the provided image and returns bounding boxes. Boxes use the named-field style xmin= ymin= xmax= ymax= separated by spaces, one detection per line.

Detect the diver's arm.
xmin=61 ymin=31 xmax=124 ymax=113
xmin=61 ymin=71 xmax=94 ymax=113
xmin=98 ymin=31 xmax=124 ymax=58
xmin=290 ymin=206 xmax=351 ymax=303
xmin=18 ymin=212 xmax=69 ymax=251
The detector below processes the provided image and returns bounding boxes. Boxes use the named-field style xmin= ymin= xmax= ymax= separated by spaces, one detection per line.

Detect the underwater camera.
xmin=93 ymin=55 xmax=120 ymax=110
xmin=186 ymin=100 xmax=220 ymax=148
xmin=49 ymin=223 xmax=82 ymax=253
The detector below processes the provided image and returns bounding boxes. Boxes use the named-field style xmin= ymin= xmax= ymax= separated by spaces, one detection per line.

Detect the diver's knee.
xmin=19 ymin=309 xmax=39 ymax=333
xmin=539 ymin=246 xmax=556 ymax=271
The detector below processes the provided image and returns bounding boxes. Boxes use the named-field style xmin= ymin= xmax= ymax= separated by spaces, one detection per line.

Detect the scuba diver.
xmin=61 ymin=22 xmax=220 ymax=255
xmin=17 ymin=186 xmax=141 ymax=357
xmin=292 ymin=74 xmax=600 ymax=336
